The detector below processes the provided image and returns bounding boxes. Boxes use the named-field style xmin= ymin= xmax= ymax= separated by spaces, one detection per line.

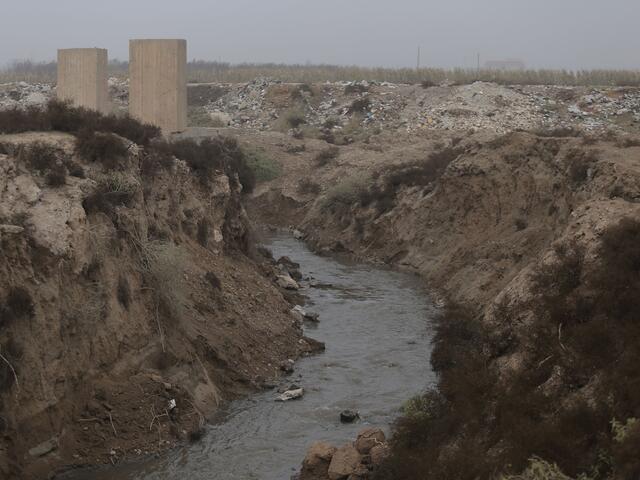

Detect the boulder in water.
xmin=339 ymin=410 xmax=360 ymax=423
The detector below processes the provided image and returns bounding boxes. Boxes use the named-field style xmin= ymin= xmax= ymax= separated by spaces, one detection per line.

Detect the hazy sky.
xmin=1 ymin=0 xmax=638 ymax=70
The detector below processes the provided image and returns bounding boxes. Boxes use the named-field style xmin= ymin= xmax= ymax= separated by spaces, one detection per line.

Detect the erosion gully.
xmin=65 ymin=232 xmax=436 ymax=480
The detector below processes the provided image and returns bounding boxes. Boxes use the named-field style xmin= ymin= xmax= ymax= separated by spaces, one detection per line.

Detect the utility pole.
xmin=417 ymin=46 xmax=421 ymax=72
xmin=477 ymin=52 xmax=480 ymax=73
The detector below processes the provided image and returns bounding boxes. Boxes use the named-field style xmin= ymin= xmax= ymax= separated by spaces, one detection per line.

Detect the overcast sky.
xmin=1 ymin=0 xmax=638 ymax=70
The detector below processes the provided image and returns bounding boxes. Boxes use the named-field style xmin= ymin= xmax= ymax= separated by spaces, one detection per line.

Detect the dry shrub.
xmin=75 ymin=130 xmax=128 ymax=170
xmin=83 ymin=174 xmax=138 ymax=218
xmin=313 ymin=146 xmax=339 ymax=167
xmin=320 ymin=177 xmax=367 ymax=213
xmin=138 ymin=240 xmax=188 ymax=321
xmin=204 ymin=271 xmax=222 ymax=291
xmin=140 ymin=145 xmax=175 ymax=177
xmin=151 ymin=137 xmax=255 ymax=192
xmin=0 ymin=100 xmax=160 ymax=145
xmin=197 ymin=218 xmax=210 ymax=247
xmin=0 ymin=287 xmax=34 ymax=325
xmin=564 ymin=148 xmax=598 ymax=184
xmin=344 ymin=84 xmax=369 ymax=94
xmin=348 ymin=97 xmax=371 ymax=114
xmin=297 ymin=178 xmax=321 ymax=195
xmin=361 ymin=146 xmax=462 ymax=215
xmin=533 ymin=127 xmax=582 ymax=138
xmin=117 ymin=276 xmax=131 ymax=309
xmin=379 ymin=217 xmax=640 ymax=479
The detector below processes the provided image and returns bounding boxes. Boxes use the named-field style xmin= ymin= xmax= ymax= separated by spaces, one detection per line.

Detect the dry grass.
xmin=3 ymin=60 xmax=640 ymax=86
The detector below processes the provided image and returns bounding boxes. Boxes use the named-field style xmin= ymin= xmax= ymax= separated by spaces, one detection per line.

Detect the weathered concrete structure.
xmin=57 ymin=48 xmax=109 ymax=113
xmin=129 ymin=39 xmax=187 ymax=134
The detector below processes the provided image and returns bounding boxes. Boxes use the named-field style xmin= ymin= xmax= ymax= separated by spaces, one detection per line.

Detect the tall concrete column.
xmin=57 ymin=48 xmax=109 ymax=113
xmin=129 ymin=39 xmax=187 ymax=134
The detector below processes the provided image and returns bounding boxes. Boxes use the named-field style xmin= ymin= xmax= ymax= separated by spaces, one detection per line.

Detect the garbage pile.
xmin=1 ymin=77 xmax=639 ymax=135
xmin=0 ymin=81 xmax=52 ymax=110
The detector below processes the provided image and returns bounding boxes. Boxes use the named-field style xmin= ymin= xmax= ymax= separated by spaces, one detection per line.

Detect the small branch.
xmin=149 ymin=405 xmax=168 ymax=431
xmin=558 ymin=323 xmax=567 ymax=352
xmin=0 ymin=351 xmax=19 ymax=395
xmin=108 ymin=412 xmax=118 ymax=437
xmin=537 ymin=354 xmax=554 ymax=368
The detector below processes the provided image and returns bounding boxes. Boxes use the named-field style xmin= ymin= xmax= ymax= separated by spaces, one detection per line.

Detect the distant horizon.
xmin=2 ymin=57 xmax=640 ymax=73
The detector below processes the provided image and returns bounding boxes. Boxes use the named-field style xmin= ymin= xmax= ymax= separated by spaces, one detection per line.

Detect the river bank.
xmin=55 ymin=232 xmax=435 ymax=480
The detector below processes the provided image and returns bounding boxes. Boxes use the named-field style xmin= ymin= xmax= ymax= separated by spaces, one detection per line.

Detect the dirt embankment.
xmin=247 ymin=126 xmax=640 ymax=478
xmin=0 ymin=131 xmax=317 ymax=479
xmin=249 ymin=128 xmax=640 ymax=305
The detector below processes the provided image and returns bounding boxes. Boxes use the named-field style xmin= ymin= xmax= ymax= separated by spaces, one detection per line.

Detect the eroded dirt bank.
xmin=247 ymin=126 xmax=640 ymax=479
xmin=0 ymin=123 xmax=320 ymax=478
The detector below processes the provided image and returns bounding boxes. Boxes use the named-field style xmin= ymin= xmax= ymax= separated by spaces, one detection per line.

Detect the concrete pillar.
xmin=129 ymin=39 xmax=187 ymax=134
xmin=57 ymin=48 xmax=109 ymax=113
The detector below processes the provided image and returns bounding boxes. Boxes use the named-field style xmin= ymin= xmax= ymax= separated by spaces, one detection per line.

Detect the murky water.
xmin=66 ymin=234 xmax=436 ymax=480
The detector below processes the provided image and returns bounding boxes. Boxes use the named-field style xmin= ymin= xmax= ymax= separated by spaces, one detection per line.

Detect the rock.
xmin=276 ymin=388 xmax=304 ymax=402
xmin=276 ymin=273 xmax=300 ymax=290
xmin=292 ymin=229 xmax=304 ymax=240
xmin=0 ymin=224 xmax=24 ymax=235
xmin=278 ymin=256 xmax=303 ymax=280
xmin=355 ymin=428 xmax=385 ymax=454
xmin=280 ymin=359 xmax=295 ymax=374
xmin=369 ymin=444 xmax=390 ymax=466
xmin=328 ymin=445 xmax=362 ymax=480
xmin=292 ymin=305 xmax=320 ymax=322
xmin=340 ymin=410 xmax=360 ymax=423
xmin=290 ymin=306 xmax=305 ymax=323
xmin=28 ymin=437 xmax=58 ymax=457
xmin=304 ymin=312 xmax=320 ymax=322
xmin=299 ymin=442 xmax=337 ymax=480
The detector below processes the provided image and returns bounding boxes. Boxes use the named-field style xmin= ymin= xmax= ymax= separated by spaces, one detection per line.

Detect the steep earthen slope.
xmin=0 ymin=132 xmax=312 ymax=479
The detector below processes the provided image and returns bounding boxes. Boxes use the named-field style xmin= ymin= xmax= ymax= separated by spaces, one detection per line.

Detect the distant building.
xmin=484 ymin=59 xmax=526 ymax=71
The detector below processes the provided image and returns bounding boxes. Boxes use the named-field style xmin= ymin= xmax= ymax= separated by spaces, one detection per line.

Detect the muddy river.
xmin=66 ymin=233 xmax=436 ymax=479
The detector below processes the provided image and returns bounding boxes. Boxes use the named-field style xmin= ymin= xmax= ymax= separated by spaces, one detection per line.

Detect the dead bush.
xmin=205 ymin=271 xmax=222 ymax=291
xmin=197 ymin=218 xmax=210 ymax=247
xmin=0 ymin=106 xmax=49 ymax=133
xmin=379 ymin=217 xmax=640 ymax=479
xmin=281 ymin=108 xmax=306 ymax=129
xmin=117 ymin=276 xmax=131 ymax=309
xmin=420 ymin=80 xmax=437 ymax=88
xmin=140 ymin=145 xmax=175 ymax=177
xmin=0 ymin=287 xmax=35 ymax=326
xmin=297 ymin=178 xmax=321 ymax=195
xmin=152 ymin=137 xmax=254 ymax=192
xmin=533 ymin=127 xmax=582 ymax=138
xmin=18 ymin=141 xmax=60 ymax=171
xmin=564 ymin=148 xmax=598 ymax=184
xmin=83 ymin=174 xmax=137 ymax=218
xmin=75 ymin=130 xmax=128 ymax=169
xmin=348 ymin=97 xmax=371 ymax=114
xmin=361 ymin=146 xmax=462 ymax=215
xmin=344 ymin=84 xmax=368 ymax=94
xmin=45 ymin=163 xmax=67 ymax=186
xmin=138 ymin=240 xmax=188 ymax=322
xmin=0 ymin=100 xmax=161 ymax=145
xmin=313 ymin=146 xmax=339 ymax=167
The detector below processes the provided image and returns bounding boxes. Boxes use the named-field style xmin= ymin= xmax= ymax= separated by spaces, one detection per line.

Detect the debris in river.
xmin=276 ymin=387 xmax=305 ymax=402
xmin=276 ymin=273 xmax=300 ymax=290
